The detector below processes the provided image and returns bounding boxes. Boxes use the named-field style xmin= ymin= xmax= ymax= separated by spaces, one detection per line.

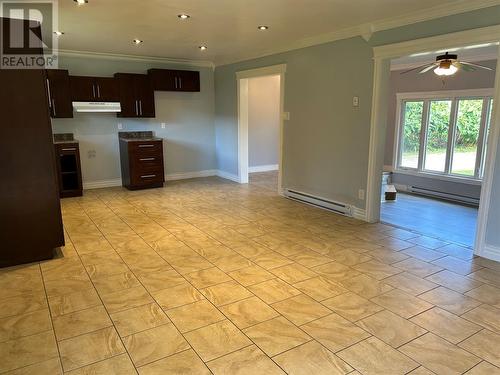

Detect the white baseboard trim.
xmin=83 ymin=178 xmax=122 ymax=190
xmin=166 ymin=170 xmax=217 ymax=181
xmin=216 ymin=170 xmax=241 ymax=183
xmin=249 ymin=164 xmax=279 ymax=173
xmin=479 ymin=244 xmax=500 ymax=262
xmin=352 ymin=206 xmax=367 ymax=221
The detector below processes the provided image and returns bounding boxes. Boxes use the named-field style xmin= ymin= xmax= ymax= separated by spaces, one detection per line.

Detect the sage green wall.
xmin=214 ymin=5 xmax=500 ymax=211
xmin=52 ymin=55 xmax=216 ymax=185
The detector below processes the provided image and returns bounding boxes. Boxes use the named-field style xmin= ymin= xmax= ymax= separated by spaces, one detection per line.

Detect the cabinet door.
xmin=70 ymin=76 xmax=97 ymax=101
xmin=115 ymin=73 xmax=139 ymax=117
xmin=95 ymin=77 xmax=118 ymax=101
xmin=135 ymin=75 xmax=155 ymax=118
xmin=46 ymin=69 xmax=73 ymax=118
xmin=177 ymin=70 xmax=200 ymax=92
xmin=148 ymin=69 xmax=177 ymax=91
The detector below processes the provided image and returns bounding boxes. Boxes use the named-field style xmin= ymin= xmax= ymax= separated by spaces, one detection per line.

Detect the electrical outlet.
xmin=161 ymin=122 xmax=166 ymax=129
xmin=353 ymin=96 xmax=359 ymax=107
xmin=87 ymin=150 xmax=96 ymax=159
xmin=358 ymin=189 xmax=365 ymax=200
xmin=282 ymin=112 xmax=290 ymax=121
xmin=117 ymin=123 xmax=123 ymax=130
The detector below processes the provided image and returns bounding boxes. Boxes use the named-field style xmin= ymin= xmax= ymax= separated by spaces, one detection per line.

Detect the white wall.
xmin=52 ymin=55 xmax=216 ymax=186
xmin=248 ymin=75 xmax=280 ymax=168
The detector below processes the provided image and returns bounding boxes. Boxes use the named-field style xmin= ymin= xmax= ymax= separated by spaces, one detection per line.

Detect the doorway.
xmin=366 ymin=26 xmax=500 ymax=259
xmin=236 ymin=64 xmax=286 ymax=193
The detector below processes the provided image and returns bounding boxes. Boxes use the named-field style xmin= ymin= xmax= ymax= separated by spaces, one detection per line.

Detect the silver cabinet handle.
xmin=179 ymin=77 xmax=182 ymax=89
xmin=135 ymin=100 xmax=139 ymax=116
xmin=92 ymin=84 xmax=96 ymax=98
xmin=174 ymin=77 xmax=178 ymax=89
xmin=46 ymin=79 xmax=52 ymax=108
xmin=139 ymin=100 xmax=143 ymax=115
xmin=140 ymin=174 xmax=156 ymax=178
xmin=97 ymin=84 xmax=100 ymax=98
xmin=138 ymin=144 xmax=154 ymax=148
xmin=52 ymin=98 xmax=56 ymax=116
xmin=139 ymin=157 xmax=155 ymax=161
xmin=61 ymin=147 xmax=76 ymax=151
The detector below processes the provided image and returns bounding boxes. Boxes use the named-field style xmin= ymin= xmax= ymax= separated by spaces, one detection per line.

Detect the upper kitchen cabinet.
xmin=46 ymin=69 xmax=73 ymax=118
xmin=70 ymin=76 xmax=119 ymax=102
xmin=114 ymin=73 xmax=155 ymax=118
xmin=148 ymin=69 xmax=200 ymax=92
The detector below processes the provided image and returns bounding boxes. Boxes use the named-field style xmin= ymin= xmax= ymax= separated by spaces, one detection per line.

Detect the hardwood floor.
xmin=381 ymin=192 xmax=478 ymax=248
xmin=0 ymin=172 xmax=499 ymax=374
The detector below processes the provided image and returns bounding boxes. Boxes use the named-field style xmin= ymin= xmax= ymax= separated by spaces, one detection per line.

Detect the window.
xmin=396 ymin=90 xmax=494 ymax=180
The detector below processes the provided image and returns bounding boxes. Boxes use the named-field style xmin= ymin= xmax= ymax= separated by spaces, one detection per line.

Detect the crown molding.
xmin=215 ymin=0 xmax=500 ymax=66
xmin=391 ymin=52 xmax=499 ymax=71
xmin=57 ymin=49 xmax=215 ymax=68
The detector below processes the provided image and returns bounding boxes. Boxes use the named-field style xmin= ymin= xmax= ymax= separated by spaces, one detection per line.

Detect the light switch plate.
xmin=358 ymin=189 xmax=365 ymax=200
xmin=283 ymin=112 xmax=290 ymax=120
xmin=117 ymin=123 xmax=123 ymax=130
xmin=161 ymin=123 xmax=166 ymax=129
xmin=353 ymin=96 xmax=359 ymax=107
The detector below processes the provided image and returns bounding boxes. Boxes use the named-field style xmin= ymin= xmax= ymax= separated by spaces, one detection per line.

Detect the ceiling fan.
xmin=401 ymin=52 xmax=493 ymax=76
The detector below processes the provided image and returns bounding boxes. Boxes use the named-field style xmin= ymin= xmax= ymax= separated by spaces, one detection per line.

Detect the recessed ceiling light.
xmin=178 ymin=14 xmax=190 ymax=20
xmin=132 ymin=39 xmax=143 ymax=45
xmin=53 ymin=31 xmax=64 ymax=36
xmin=73 ymin=0 xmax=88 ymax=4
xmin=257 ymin=25 xmax=269 ymax=30
xmin=199 ymin=45 xmax=207 ymax=51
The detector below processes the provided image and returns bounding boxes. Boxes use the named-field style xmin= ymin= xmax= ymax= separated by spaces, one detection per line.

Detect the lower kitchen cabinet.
xmin=54 ymin=142 xmax=83 ymax=198
xmin=119 ymin=138 xmax=165 ymax=190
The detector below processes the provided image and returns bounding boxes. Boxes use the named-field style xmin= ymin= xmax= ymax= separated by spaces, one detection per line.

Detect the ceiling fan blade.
xmin=400 ymin=63 xmax=435 ymax=75
xmin=419 ymin=64 xmax=438 ymax=73
xmin=453 ymin=62 xmax=475 ymax=72
xmin=460 ymin=61 xmax=494 ymax=71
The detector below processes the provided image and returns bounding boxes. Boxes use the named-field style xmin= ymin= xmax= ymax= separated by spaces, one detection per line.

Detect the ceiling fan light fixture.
xmin=434 ymin=61 xmax=458 ymax=76
xmin=73 ymin=0 xmax=88 ymax=5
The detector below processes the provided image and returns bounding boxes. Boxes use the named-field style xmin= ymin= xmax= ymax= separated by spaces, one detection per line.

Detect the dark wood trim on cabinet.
xmin=70 ymin=76 xmax=118 ymax=102
xmin=148 ymin=69 xmax=200 ymax=92
xmin=46 ymin=69 xmax=73 ymax=118
xmin=115 ymin=73 xmax=155 ymax=118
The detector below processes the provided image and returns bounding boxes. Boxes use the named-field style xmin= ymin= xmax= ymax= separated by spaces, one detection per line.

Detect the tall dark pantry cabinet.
xmin=0 ymin=18 xmax=65 ymax=267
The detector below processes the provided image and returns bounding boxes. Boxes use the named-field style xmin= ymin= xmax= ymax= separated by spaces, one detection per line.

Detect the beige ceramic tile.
xmin=383 ymin=272 xmax=438 ymax=295
xmin=167 ymin=300 xmax=226 ymax=332
xmin=293 ymin=276 xmax=347 ymax=301
xmin=220 ymin=296 xmax=278 ymax=329
xmin=322 ymin=292 xmax=384 ymax=322
xmin=0 ymin=309 xmax=52 ymax=343
xmin=337 ymin=337 xmax=418 ymax=375
xmin=272 ymin=294 xmax=330 ymax=325
xmin=124 ymin=323 xmax=189 ymax=367
xmin=357 ymin=310 xmax=427 ymax=348
xmin=370 ymin=289 xmax=433 ymax=319
xmin=274 ymin=341 xmax=353 ymax=375
xmin=207 ymin=345 xmax=285 ymax=375
xmin=243 ymin=316 xmax=311 ymax=356
xmin=270 ymin=263 xmax=317 ymax=284
xmin=248 ymin=278 xmax=301 ymax=304
xmin=229 ymin=265 xmax=275 ymax=286
xmin=393 ymin=258 xmax=444 ymax=278
xmin=48 ymin=288 xmax=101 ymax=317
xmin=4 ymin=358 xmax=62 ymax=375
xmin=339 ymin=274 xmax=393 ymax=299
xmin=401 ymin=246 xmax=446 ymax=262
xmin=410 ymin=307 xmax=481 ymax=344
xmin=327 ymin=249 xmax=372 ymax=266
xmin=312 ymin=262 xmax=360 ymax=282
xmin=211 ymin=254 xmax=253 ymax=272
xmin=110 ymin=303 xmax=170 ymax=337
xmin=200 ymin=281 xmax=254 ymax=306
xmin=464 ymin=361 xmax=500 ymax=375
xmin=431 ymin=256 xmax=482 ymax=276
xmin=185 ymin=320 xmax=252 ymax=362
xmin=399 ymin=333 xmax=481 ymax=375
xmin=58 ymin=327 xmax=125 ymax=372
xmin=65 ymin=354 xmax=136 ymax=375
xmin=184 ymin=267 xmax=232 ymax=289
xmin=138 ymin=269 xmax=186 ymax=292
xmin=53 ymin=305 xmax=112 ymax=341
xmin=152 ymin=282 xmax=205 ymax=310
xmin=44 ymin=278 xmax=94 ymax=298
xmin=138 ymin=349 xmax=211 ymax=375
xmin=352 ymin=260 xmax=402 ymax=280
xmin=462 ymin=305 xmax=500 ymax=333
xmin=93 ymin=271 xmax=141 ymax=295
xmin=465 ymin=284 xmax=500 ymax=308
xmin=101 ymin=286 xmax=154 ymax=314
xmin=0 ymin=292 xmax=48 ymax=320
xmin=0 ymin=331 xmax=59 ymax=373
xmin=419 ymin=286 xmax=482 ymax=315
xmin=459 ymin=330 xmax=500 ymax=368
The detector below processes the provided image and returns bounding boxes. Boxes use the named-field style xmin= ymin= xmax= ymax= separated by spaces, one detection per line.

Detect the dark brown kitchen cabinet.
xmin=0 ymin=17 xmax=64 ymax=267
xmin=148 ymin=69 xmax=200 ymax=92
xmin=70 ymin=76 xmax=118 ymax=102
xmin=46 ymin=69 xmax=73 ymax=118
xmin=119 ymin=139 xmax=164 ymax=189
xmin=54 ymin=143 xmax=83 ymax=198
xmin=115 ymin=73 xmax=155 ymax=118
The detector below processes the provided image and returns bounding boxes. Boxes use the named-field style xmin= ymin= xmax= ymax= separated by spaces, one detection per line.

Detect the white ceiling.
xmin=55 ymin=0 xmax=500 ymax=66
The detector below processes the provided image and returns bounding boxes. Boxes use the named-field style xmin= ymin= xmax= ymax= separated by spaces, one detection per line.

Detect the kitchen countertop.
xmin=119 ymin=137 xmax=162 ymax=142
xmin=118 ymin=131 xmax=162 ymax=142
xmin=54 ymin=133 xmax=78 ymax=144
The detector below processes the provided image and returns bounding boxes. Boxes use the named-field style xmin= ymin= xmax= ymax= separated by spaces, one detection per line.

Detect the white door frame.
xmin=366 ymin=24 xmax=500 ymax=259
xmin=236 ymin=64 xmax=287 ymax=192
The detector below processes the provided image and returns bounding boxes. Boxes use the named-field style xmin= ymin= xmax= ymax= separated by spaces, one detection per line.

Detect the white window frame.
xmin=394 ymin=88 xmax=494 ymax=182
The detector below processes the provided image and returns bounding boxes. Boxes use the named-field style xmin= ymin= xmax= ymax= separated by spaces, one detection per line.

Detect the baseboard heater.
xmin=284 ymin=189 xmax=353 ymax=216
xmin=407 ymin=186 xmax=479 ymax=206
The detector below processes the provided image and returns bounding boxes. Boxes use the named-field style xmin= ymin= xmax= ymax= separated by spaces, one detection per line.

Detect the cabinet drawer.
xmin=129 ymin=141 xmax=163 ymax=155
xmin=131 ymin=154 xmax=163 ymax=169
xmin=131 ymin=168 xmax=164 ymax=185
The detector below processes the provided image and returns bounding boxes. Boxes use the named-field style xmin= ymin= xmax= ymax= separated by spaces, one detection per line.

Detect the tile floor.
xmin=1 ymin=171 xmax=500 ymax=374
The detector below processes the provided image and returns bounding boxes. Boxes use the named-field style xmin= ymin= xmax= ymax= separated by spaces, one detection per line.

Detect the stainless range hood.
xmin=72 ymin=101 xmax=121 ymax=113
